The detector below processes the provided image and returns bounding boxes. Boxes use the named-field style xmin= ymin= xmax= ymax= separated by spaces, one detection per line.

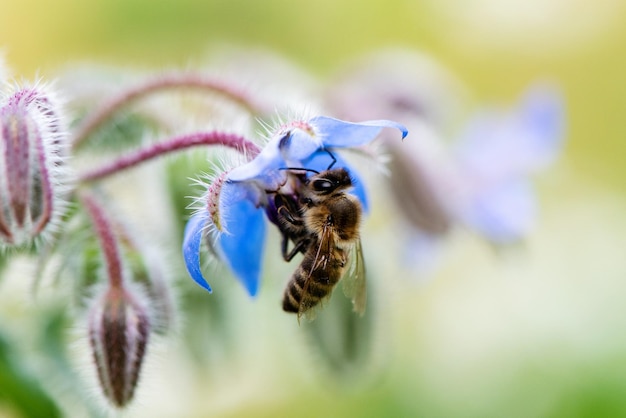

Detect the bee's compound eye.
xmin=313 ymin=179 xmax=334 ymax=192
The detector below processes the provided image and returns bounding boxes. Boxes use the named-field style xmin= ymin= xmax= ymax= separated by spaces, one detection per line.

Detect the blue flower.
xmin=183 ymin=116 xmax=407 ymax=296
xmin=453 ymin=84 xmax=564 ymax=243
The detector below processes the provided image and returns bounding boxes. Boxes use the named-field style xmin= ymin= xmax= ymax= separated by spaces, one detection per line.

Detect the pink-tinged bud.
xmin=88 ymin=285 xmax=150 ymax=408
xmin=0 ymin=83 xmax=70 ymax=247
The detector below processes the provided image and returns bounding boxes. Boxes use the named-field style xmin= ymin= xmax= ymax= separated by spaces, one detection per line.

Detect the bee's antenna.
xmin=279 ymin=167 xmax=320 ymax=175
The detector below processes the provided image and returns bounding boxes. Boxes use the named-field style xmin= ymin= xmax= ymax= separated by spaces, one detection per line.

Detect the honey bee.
xmin=273 ymin=167 xmax=367 ymax=320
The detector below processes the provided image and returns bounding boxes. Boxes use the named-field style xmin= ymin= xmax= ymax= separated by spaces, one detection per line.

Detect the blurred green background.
xmin=1 ymin=0 xmax=626 ymax=417
xmin=2 ymin=0 xmax=625 ymax=189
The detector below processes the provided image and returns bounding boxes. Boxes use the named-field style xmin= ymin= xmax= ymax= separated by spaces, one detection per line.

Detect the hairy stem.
xmin=71 ymin=73 xmax=266 ymax=150
xmin=78 ymin=131 xmax=260 ymax=183
xmin=81 ymin=192 xmax=124 ymax=289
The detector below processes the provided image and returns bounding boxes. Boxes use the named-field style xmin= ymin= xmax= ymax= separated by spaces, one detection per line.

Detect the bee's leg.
xmin=273 ymin=193 xmax=307 ymax=261
xmin=277 ymin=205 xmax=302 ymax=226
xmin=280 ymin=232 xmax=291 ymax=261
xmin=283 ymin=237 xmax=308 ymax=262
xmin=275 ymin=193 xmax=304 ymax=225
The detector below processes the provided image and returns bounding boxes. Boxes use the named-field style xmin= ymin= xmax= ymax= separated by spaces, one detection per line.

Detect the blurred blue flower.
xmin=453 ymin=84 xmax=565 ymax=244
xmin=325 ymin=49 xmax=564 ymax=265
xmin=183 ymin=116 xmax=407 ymax=296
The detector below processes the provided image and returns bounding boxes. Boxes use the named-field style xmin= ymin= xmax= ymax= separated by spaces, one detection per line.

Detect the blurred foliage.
xmin=71 ymin=111 xmax=160 ymax=153
xmin=0 ymin=1 xmax=625 ymax=417
xmin=0 ymin=331 xmax=61 ymax=418
xmin=301 ymin=281 xmax=378 ymax=382
xmin=165 ymin=152 xmax=215 ymax=237
xmin=0 ymin=253 xmax=6 ymax=281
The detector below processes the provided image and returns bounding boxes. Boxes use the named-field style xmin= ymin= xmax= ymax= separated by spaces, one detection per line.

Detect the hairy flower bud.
xmin=0 ymin=83 xmax=70 ymax=247
xmin=88 ymin=286 xmax=150 ymax=408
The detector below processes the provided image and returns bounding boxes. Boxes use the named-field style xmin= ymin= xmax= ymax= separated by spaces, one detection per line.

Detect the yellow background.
xmin=1 ymin=0 xmax=625 ymax=189
xmin=1 ymin=1 xmax=626 ymax=417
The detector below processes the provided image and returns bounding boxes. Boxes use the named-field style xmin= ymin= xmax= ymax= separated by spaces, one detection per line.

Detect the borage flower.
xmin=452 ymin=84 xmax=564 ymax=244
xmin=183 ymin=116 xmax=407 ymax=296
xmin=328 ymin=52 xmax=564 ymax=252
xmin=382 ymin=84 xmax=564 ymax=251
xmin=383 ymin=84 xmax=564 ymax=249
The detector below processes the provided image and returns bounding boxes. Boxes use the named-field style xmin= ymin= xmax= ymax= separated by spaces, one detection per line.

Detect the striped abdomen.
xmin=282 ymin=243 xmax=345 ymax=314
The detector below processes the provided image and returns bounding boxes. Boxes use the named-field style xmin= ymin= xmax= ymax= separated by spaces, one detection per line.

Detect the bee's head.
xmin=309 ymin=168 xmax=352 ymax=195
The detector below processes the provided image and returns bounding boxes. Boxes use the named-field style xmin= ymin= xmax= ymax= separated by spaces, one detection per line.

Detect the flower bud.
xmin=0 ymin=83 xmax=70 ymax=247
xmin=88 ymin=285 xmax=150 ymax=408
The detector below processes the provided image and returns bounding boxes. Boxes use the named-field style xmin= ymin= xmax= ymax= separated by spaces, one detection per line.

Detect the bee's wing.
xmin=341 ymin=238 xmax=367 ymax=316
xmin=298 ymin=222 xmax=336 ymax=322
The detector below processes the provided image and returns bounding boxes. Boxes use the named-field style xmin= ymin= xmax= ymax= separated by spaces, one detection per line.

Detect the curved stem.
xmin=78 ymin=131 xmax=261 ymax=184
xmin=80 ymin=191 xmax=124 ymax=289
xmin=71 ymin=73 xmax=266 ymax=150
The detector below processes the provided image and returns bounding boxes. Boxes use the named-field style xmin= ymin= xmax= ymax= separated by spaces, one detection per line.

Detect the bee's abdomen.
xmin=282 ymin=252 xmax=343 ymax=314
xmin=282 ymin=270 xmax=308 ymax=313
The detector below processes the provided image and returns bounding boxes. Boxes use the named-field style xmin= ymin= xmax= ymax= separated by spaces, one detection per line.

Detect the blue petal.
xmin=519 ymin=84 xmax=564 ymax=166
xmin=461 ymin=179 xmax=536 ymax=244
xmin=281 ymin=117 xmax=407 ymax=161
xmin=182 ymin=214 xmax=212 ymax=292
xmin=311 ymin=116 xmax=408 ymax=147
xmin=302 ymin=150 xmax=370 ymax=213
xmin=218 ymin=180 xmax=266 ymax=227
xmin=280 ymin=129 xmax=323 ymax=161
xmin=455 ymin=85 xmax=564 ymax=179
xmin=218 ymin=198 xmax=266 ymax=296
xmin=227 ymin=136 xmax=286 ymax=191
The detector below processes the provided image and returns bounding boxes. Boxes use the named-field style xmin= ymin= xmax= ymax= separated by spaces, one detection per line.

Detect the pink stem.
xmin=78 ymin=131 xmax=260 ymax=183
xmin=71 ymin=73 xmax=266 ymax=150
xmin=81 ymin=192 xmax=124 ymax=289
